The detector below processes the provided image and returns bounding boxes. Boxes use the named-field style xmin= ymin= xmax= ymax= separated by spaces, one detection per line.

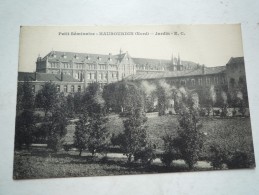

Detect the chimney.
xmin=61 ymin=71 xmax=63 ymax=81
xmin=108 ymin=53 xmax=112 ymax=61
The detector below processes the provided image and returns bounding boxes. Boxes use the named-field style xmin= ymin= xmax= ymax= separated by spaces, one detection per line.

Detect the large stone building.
xmin=18 ymin=50 xmax=247 ymax=96
xmin=35 ymin=50 xmax=200 ymax=82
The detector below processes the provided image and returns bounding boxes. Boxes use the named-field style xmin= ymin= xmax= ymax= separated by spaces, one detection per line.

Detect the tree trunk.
xmin=128 ymin=154 xmax=132 ymax=163
xmin=79 ymin=149 xmax=82 ymax=156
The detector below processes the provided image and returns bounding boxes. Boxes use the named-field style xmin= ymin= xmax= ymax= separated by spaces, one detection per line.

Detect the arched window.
xmin=180 ymin=80 xmax=186 ymax=86
xmin=71 ymin=85 xmax=74 ymax=92
xmin=64 ymin=85 xmax=67 ymax=93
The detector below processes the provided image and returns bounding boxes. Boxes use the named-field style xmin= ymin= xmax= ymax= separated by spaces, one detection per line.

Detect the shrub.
xmin=226 ymin=150 xmax=255 ymax=169
xmin=209 ymin=144 xmax=228 ymax=169
xmin=220 ymin=106 xmax=228 ymax=117
xmin=161 ymin=133 xmax=178 ymax=167
xmin=110 ymin=133 xmax=125 ymax=146
xmin=161 ymin=152 xmax=175 ymax=167
xmin=63 ymin=143 xmax=73 ymax=152
xmin=232 ymin=108 xmax=237 ymax=117
xmin=134 ymin=146 xmax=156 ymax=165
xmin=200 ymin=108 xmax=206 ymax=117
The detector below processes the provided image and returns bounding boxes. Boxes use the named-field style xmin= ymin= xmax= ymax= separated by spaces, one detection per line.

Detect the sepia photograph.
xmin=13 ymin=25 xmax=255 ymax=179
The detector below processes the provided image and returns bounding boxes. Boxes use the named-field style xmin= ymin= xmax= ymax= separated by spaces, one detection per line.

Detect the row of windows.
xmin=136 ymin=65 xmax=165 ymax=71
xmin=56 ymin=85 xmax=82 ymax=93
xmin=88 ymin=64 xmax=109 ymax=70
xmin=87 ymin=72 xmax=118 ymax=80
xmin=50 ymin=63 xmax=120 ymax=70
xmin=169 ymin=76 xmax=226 ymax=86
xmin=32 ymin=85 xmax=83 ymax=93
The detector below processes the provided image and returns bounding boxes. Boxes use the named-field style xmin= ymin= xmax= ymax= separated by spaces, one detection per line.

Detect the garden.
xmin=13 ymin=79 xmax=255 ymax=179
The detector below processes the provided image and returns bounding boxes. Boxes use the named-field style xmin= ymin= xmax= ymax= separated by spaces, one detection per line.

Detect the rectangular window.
xmin=71 ymin=85 xmax=74 ymax=92
xmin=57 ymin=85 xmax=60 ymax=92
xmin=191 ymin=79 xmax=195 ymax=86
xmin=78 ymin=85 xmax=81 ymax=92
xmin=206 ymin=77 xmax=210 ymax=85
xmin=199 ymin=78 xmax=204 ymax=85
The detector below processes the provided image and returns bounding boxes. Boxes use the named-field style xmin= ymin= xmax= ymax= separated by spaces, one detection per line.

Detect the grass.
xmin=13 ymin=114 xmax=255 ymax=179
xmin=13 ymin=148 xmax=211 ymax=179
xmin=65 ymin=114 xmax=254 ymax=153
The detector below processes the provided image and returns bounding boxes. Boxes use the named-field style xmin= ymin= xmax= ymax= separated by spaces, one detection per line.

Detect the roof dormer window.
xmin=74 ymin=54 xmax=79 ymax=59
xmin=86 ymin=56 xmax=91 ymax=60
xmin=97 ymin=56 xmax=102 ymax=61
xmin=51 ymin=51 xmax=56 ymax=58
xmin=62 ymin=53 xmax=67 ymax=59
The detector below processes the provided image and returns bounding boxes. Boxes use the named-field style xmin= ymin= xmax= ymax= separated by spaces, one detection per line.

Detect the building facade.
xmin=18 ymin=50 xmax=246 ymax=96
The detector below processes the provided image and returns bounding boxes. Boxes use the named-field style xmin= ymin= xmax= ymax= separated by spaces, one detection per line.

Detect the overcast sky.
xmin=18 ymin=24 xmax=244 ymax=72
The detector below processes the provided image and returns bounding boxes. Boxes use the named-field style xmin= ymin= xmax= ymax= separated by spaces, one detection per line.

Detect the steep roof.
xmin=227 ymin=57 xmax=244 ymax=64
xmin=184 ymin=66 xmax=226 ymax=76
xmin=42 ymin=51 xmax=126 ymax=64
xmin=18 ymin=72 xmax=81 ymax=82
xmin=125 ymin=66 xmax=226 ymax=81
xmin=133 ymin=58 xmax=170 ymax=66
xmin=126 ymin=70 xmax=193 ymax=80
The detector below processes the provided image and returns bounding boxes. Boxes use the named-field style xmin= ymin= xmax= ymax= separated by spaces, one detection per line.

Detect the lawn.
xmin=13 ymin=148 xmax=211 ymax=179
xmin=65 ymin=114 xmax=254 ymax=153
xmin=13 ymin=114 xmax=255 ymax=179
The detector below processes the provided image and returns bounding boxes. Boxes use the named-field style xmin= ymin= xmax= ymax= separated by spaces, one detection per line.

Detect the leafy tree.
xmin=119 ymin=108 xmax=149 ymax=163
xmin=73 ymin=92 xmax=83 ymax=114
xmin=38 ymin=94 xmax=69 ymax=152
xmin=35 ymin=82 xmax=58 ymax=117
xmin=21 ymin=77 xmax=35 ymax=110
xmin=82 ymin=83 xmax=105 ymax=116
xmin=66 ymin=93 xmax=75 ymax=118
xmin=16 ymin=76 xmax=35 ymax=111
xmin=238 ymin=77 xmax=248 ymax=106
xmin=201 ymin=87 xmax=214 ymax=116
xmin=157 ymin=85 xmax=168 ymax=116
xmin=103 ymin=80 xmax=144 ymax=114
xmin=87 ymin=114 xmax=110 ymax=156
xmin=15 ymin=77 xmax=35 ymax=148
xmin=173 ymin=93 xmax=205 ymax=170
xmin=74 ymin=83 xmax=110 ymax=156
xmin=15 ymin=110 xmax=35 ymax=149
xmin=74 ymin=113 xmax=110 ymax=156
xmin=16 ymin=84 xmax=24 ymax=112
xmin=74 ymin=113 xmax=91 ymax=156
xmin=46 ymin=101 xmax=68 ymax=152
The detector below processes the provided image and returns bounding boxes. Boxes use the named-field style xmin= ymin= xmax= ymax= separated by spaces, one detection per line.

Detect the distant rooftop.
xmin=18 ymin=72 xmax=81 ymax=82
xmin=125 ymin=66 xmax=226 ymax=80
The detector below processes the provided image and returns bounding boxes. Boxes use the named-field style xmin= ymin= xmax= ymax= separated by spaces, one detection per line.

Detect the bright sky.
xmin=18 ymin=24 xmax=244 ymax=72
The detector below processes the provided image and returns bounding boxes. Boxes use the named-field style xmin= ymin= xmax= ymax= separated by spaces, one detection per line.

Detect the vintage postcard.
xmin=14 ymin=25 xmax=255 ymax=179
